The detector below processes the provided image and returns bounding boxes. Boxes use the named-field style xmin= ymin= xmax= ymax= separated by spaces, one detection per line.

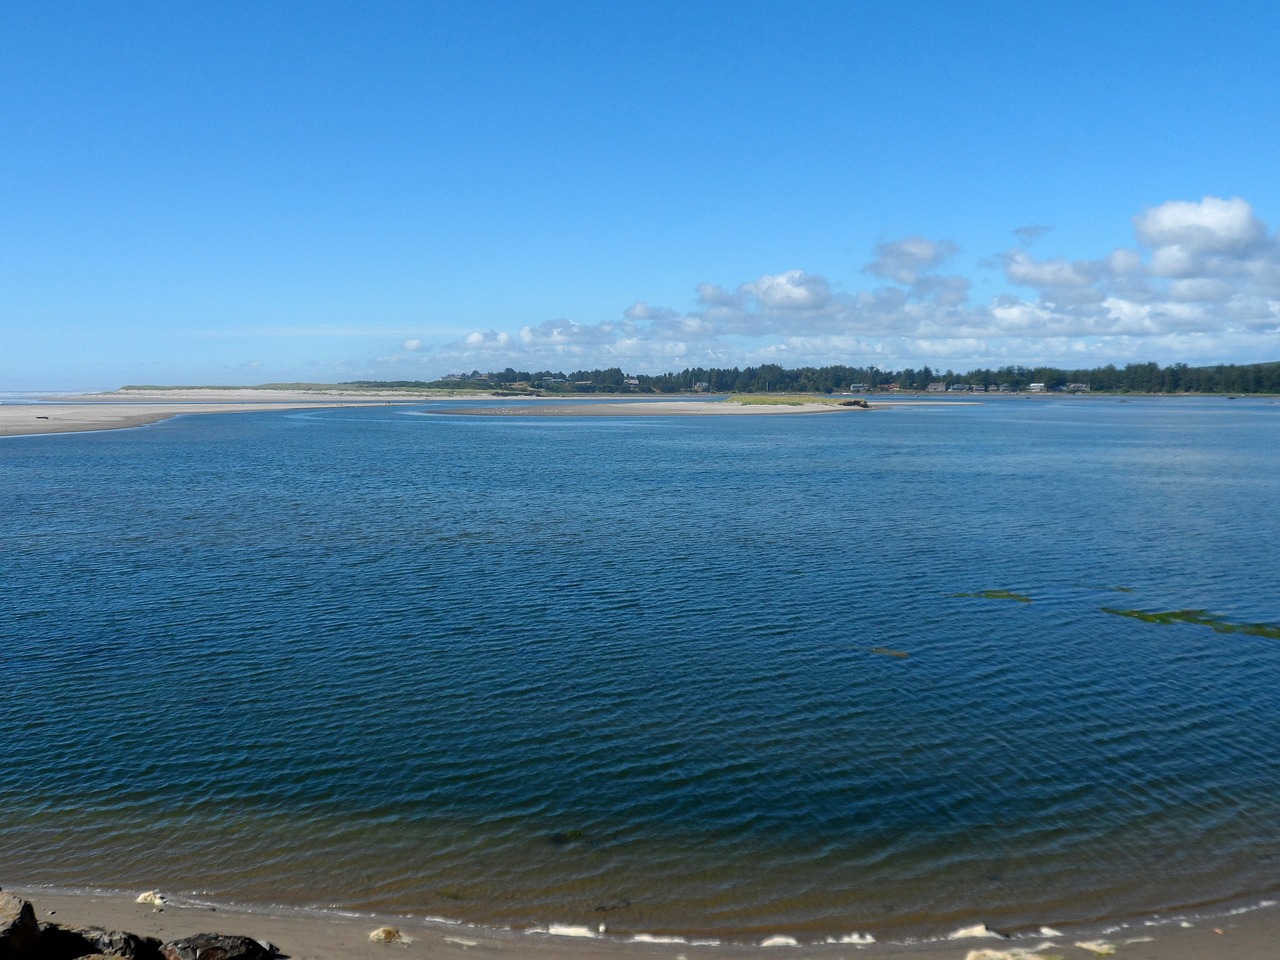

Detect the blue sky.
xmin=3 ymin=1 xmax=1279 ymax=390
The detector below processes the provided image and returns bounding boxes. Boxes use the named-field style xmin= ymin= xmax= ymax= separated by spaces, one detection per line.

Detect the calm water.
xmin=2 ymin=396 xmax=1279 ymax=943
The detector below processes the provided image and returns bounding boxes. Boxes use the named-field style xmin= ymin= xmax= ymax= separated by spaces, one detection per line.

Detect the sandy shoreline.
xmin=0 ymin=390 xmax=420 ymax=438
xmin=6 ymin=885 xmax=1278 ymax=960
xmin=0 ymin=391 xmax=875 ymax=437
xmin=433 ymin=400 xmax=868 ymax=416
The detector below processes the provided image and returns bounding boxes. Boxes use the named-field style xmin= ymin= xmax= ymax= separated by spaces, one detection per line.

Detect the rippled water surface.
xmin=3 ymin=396 xmax=1279 ymax=941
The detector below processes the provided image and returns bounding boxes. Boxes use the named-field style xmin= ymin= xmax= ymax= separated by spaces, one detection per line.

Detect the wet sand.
xmin=8 ymin=886 xmax=1278 ymax=960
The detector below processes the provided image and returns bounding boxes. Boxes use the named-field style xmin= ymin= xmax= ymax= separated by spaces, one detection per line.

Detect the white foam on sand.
xmin=1228 ymin=899 xmax=1277 ymax=915
xmin=949 ymin=923 xmax=1008 ymax=939
xmin=529 ymin=923 xmax=601 ymax=938
xmin=760 ymin=934 xmax=800 ymax=946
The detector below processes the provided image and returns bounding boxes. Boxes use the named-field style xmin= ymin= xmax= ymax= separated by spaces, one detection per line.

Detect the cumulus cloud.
xmin=743 ymin=270 xmax=834 ymax=310
xmin=863 ymin=237 xmax=959 ymax=284
xmin=1134 ymin=196 xmax=1266 ymax=254
xmin=414 ymin=195 xmax=1279 ymax=374
xmin=462 ymin=329 xmax=512 ymax=350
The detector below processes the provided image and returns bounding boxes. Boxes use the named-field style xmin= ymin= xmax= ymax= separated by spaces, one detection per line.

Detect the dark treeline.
xmin=347 ymin=359 xmax=1280 ymax=394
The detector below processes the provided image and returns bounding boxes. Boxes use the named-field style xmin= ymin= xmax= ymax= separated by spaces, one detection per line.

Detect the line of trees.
xmin=345 ymin=359 xmax=1280 ymax=395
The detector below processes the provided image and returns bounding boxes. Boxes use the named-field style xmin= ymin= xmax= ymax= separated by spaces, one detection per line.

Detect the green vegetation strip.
xmin=1102 ymin=608 xmax=1280 ymax=639
xmin=732 ymin=394 xmax=842 ymax=406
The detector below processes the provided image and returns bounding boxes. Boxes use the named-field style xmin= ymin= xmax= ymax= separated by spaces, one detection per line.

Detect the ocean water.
xmin=2 ymin=395 xmax=1279 ymax=943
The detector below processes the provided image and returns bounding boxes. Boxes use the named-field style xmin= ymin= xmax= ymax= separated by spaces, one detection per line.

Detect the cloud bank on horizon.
xmin=407 ymin=195 xmax=1279 ymax=376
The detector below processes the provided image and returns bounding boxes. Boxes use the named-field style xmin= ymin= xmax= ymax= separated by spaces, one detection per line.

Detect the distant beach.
xmin=0 ymin=389 xmax=880 ymax=438
xmin=0 ymin=388 xmax=422 ymax=438
xmin=439 ymin=398 xmax=868 ymax=416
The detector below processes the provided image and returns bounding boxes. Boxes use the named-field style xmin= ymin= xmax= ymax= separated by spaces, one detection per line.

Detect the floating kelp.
xmin=1102 ymin=607 xmax=1280 ymax=639
xmin=954 ymin=590 xmax=1033 ymax=603
xmin=870 ymin=647 xmax=911 ymax=658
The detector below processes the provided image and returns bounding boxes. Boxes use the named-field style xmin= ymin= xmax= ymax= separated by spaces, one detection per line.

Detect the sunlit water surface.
xmin=2 ymin=396 xmax=1279 ymax=942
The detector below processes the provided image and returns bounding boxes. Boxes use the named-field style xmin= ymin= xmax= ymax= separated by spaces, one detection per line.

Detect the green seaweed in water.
xmin=954 ymin=589 xmax=1033 ymax=603
xmin=1101 ymin=607 xmax=1280 ymax=640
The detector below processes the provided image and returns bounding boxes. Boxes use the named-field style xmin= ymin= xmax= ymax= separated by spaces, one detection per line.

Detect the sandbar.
xmin=0 ymin=389 xmax=414 ymax=438
xmin=441 ymin=400 xmax=868 ymax=416
xmin=7 ymin=885 xmax=1279 ymax=960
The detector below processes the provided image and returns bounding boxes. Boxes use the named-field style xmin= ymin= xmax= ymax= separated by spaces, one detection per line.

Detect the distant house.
xmin=848 ymin=383 xmax=867 ymax=392
xmin=1066 ymin=383 xmax=1090 ymax=393
xmin=926 ymin=381 xmax=946 ymax=392
xmin=947 ymin=383 xmax=970 ymax=392
xmin=1028 ymin=383 xmax=1047 ymax=392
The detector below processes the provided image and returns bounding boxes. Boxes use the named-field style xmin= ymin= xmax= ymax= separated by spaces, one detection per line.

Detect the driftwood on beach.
xmin=0 ymin=891 xmax=275 ymax=960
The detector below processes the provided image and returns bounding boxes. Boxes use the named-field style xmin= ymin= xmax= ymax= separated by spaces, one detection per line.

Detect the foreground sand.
xmin=7 ymin=886 xmax=1278 ymax=960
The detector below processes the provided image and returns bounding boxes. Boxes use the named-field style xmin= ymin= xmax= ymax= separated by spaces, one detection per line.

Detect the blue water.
xmin=3 ymin=396 xmax=1279 ymax=942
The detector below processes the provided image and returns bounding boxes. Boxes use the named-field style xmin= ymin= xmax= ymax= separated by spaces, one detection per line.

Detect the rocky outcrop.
xmin=0 ymin=893 xmax=40 ymax=959
xmin=0 ymin=893 xmax=276 ymax=960
xmin=160 ymin=935 xmax=274 ymax=960
xmin=38 ymin=924 xmax=163 ymax=960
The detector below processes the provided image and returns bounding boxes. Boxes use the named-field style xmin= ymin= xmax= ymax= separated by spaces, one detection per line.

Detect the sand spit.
xmin=0 ymin=390 xmax=870 ymax=436
xmin=0 ymin=389 xmax=411 ymax=438
xmin=441 ymin=400 xmax=866 ymax=416
xmin=7 ymin=887 xmax=1279 ymax=960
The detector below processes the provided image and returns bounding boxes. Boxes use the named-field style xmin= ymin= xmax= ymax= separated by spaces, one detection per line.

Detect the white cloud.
xmin=410 ymin=195 xmax=1279 ymax=375
xmin=1002 ymin=250 xmax=1097 ymax=289
xmin=743 ymin=270 xmax=833 ymax=310
xmin=1169 ymin=278 xmax=1232 ymax=303
xmin=462 ymin=329 xmax=512 ymax=349
xmin=1134 ymin=196 xmax=1266 ymax=254
xmin=402 ymin=338 xmax=423 ymax=351
xmin=863 ymin=237 xmax=959 ymax=284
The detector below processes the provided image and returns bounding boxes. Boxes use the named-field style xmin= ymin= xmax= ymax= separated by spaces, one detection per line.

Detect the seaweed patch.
xmin=954 ymin=590 xmax=1033 ymax=603
xmin=1101 ymin=608 xmax=1280 ymax=639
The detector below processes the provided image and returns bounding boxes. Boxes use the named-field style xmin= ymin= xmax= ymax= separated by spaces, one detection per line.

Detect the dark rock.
xmin=160 ymin=934 xmax=275 ymax=960
xmin=38 ymin=923 xmax=163 ymax=960
xmin=0 ymin=892 xmax=40 ymax=959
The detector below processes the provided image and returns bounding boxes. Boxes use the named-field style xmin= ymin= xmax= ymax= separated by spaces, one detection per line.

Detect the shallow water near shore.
xmin=3 ymin=395 xmax=1280 ymax=944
